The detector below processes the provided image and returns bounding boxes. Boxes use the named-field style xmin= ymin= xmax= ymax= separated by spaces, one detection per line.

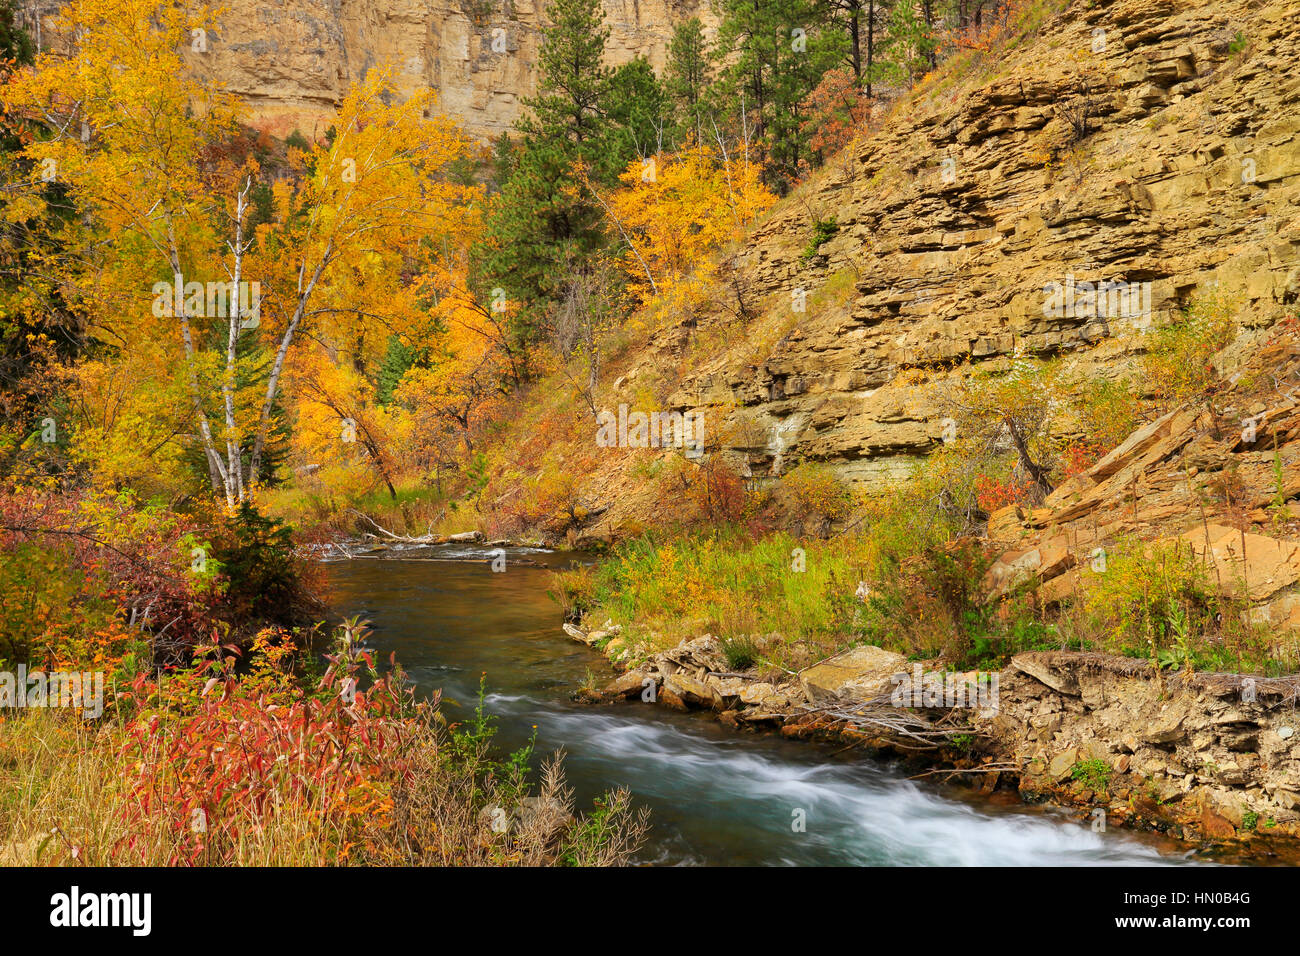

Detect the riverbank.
xmin=322 ymin=552 xmax=1226 ymax=864
xmin=566 ymin=620 xmax=1300 ymax=857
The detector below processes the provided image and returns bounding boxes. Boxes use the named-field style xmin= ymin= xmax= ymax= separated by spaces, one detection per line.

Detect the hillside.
xmin=466 ymin=0 xmax=1299 ymax=596
xmin=5 ymin=0 xmax=1300 ymax=866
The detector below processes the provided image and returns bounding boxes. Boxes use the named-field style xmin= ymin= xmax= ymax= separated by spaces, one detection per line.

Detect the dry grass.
xmin=0 ymin=706 xmax=650 ymax=867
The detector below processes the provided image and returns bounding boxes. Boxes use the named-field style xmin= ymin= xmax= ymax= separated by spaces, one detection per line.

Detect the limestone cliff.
xmin=197 ymin=0 xmax=716 ymax=140
xmin=653 ymin=0 xmax=1300 ymax=486
xmin=566 ymin=0 xmax=1300 ymax=530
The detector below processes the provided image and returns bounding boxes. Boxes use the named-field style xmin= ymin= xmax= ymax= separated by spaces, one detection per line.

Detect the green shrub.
xmin=1142 ymin=291 xmax=1237 ymax=409
xmin=1079 ymin=537 xmax=1217 ymax=658
xmin=781 ymin=462 xmax=855 ymax=524
xmin=801 ymin=217 xmax=839 ymax=260
xmin=720 ymin=634 xmax=760 ymax=670
xmin=1071 ymin=758 xmax=1112 ymax=792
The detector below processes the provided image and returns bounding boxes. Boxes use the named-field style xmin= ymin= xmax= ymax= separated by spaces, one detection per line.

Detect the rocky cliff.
xmin=195 ymin=0 xmax=716 ymax=140
xmin=648 ymin=0 xmax=1300 ymax=486
xmin=564 ymin=0 xmax=1300 ymax=551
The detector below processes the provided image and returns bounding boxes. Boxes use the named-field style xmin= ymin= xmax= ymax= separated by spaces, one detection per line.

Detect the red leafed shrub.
xmin=799 ymin=68 xmax=872 ymax=161
xmin=973 ymin=473 xmax=1034 ymax=512
xmin=1060 ymin=440 xmax=1105 ymax=479
xmin=689 ymin=456 xmax=748 ymax=524
xmin=0 ymin=490 xmax=213 ymax=666
xmin=0 ymin=490 xmax=318 ymax=667
xmin=114 ymin=622 xmax=423 ymax=865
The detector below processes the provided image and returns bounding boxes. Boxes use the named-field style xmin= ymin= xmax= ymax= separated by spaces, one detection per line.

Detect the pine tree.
xmin=714 ymin=0 xmax=846 ymax=189
xmin=519 ymin=0 xmax=610 ymax=148
xmin=603 ymin=57 xmax=669 ymax=159
xmin=666 ymin=18 xmax=711 ymax=144
xmin=474 ymin=0 xmax=663 ymax=353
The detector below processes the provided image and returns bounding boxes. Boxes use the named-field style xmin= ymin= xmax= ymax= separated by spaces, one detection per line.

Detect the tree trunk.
xmin=866 ymin=0 xmax=877 ymax=97
xmin=247 ymin=247 xmax=331 ymax=488
xmin=223 ymin=179 xmax=250 ymax=503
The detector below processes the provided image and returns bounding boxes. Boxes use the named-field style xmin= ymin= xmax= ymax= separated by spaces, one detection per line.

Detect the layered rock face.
xmin=645 ymin=0 xmax=1300 ymax=488
xmin=192 ymin=0 xmax=717 ymax=140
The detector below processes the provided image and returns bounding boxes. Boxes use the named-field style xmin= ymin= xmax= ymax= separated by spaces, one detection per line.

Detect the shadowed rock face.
xmin=195 ymin=0 xmax=716 ymax=140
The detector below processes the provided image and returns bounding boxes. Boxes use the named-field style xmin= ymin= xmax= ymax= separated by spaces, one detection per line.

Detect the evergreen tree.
xmin=666 ymin=18 xmax=711 ymax=144
xmin=874 ymin=1 xmax=937 ymax=87
xmin=472 ymin=0 xmax=660 ymax=354
xmin=376 ymin=335 xmax=417 ymax=406
xmin=603 ymin=57 xmax=669 ymax=158
xmin=713 ymin=0 xmax=846 ymax=189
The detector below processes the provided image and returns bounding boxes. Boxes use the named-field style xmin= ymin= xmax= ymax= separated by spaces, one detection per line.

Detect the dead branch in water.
xmin=347 ymin=510 xmax=446 ymax=544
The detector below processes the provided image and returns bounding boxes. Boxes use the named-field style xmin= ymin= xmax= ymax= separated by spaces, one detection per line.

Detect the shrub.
xmin=782 ymin=461 xmax=855 ymax=525
xmin=1071 ymin=758 xmax=1112 ymax=793
xmin=686 ymin=456 xmax=748 ymax=524
xmin=2 ymin=619 xmax=650 ymax=866
xmin=1079 ymin=538 xmax=1218 ymax=658
xmin=0 ymin=540 xmax=120 ymax=667
xmin=861 ymin=537 xmax=998 ymax=663
xmin=948 ymin=359 xmax=1063 ymax=500
xmin=802 ymin=217 xmax=839 ymax=260
xmin=1073 ymin=375 xmax=1142 ymax=457
xmin=720 ymin=634 xmax=760 ymax=670
xmin=0 ymin=490 xmax=215 ymax=666
xmin=1142 ymin=291 xmax=1237 ymax=409
xmin=209 ymin=502 xmax=307 ymax=629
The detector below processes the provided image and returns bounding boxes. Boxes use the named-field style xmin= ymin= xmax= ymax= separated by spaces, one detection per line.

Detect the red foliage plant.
xmin=114 ymin=626 xmax=426 ymax=865
xmin=799 ymin=68 xmax=872 ymax=161
xmin=0 ymin=490 xmax=215 ymax=665
xmin=974 ymin=473 xmax=1035 ymax=513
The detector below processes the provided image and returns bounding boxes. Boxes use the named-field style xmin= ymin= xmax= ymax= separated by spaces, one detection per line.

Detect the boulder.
xmin=604 ymin=671 xmax=652 ymax=699
xmin=1048 ymin=748 xmax=1079 ymax=782
xmin=798 ymin=645 xmax=909 ymax=703
xmin=663 ymin=673 xmax=719 ymax=709
xmin=657 ymin=686 xmax=688 ymax=712
xmin=513 ymin=796 xmax=574 ymax=843
xmin=739 ymin=682 xmax=777 ymax=706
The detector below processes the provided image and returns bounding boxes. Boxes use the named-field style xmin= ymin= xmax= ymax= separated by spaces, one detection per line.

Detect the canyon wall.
xmin=657 ymin=0 xmax=1300 ymax=489
xmin=194 ymin=0 xmax=716 ymax=140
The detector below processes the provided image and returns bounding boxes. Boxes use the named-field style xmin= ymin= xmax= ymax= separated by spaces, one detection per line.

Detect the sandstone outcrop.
xmin=214 ymin=0 xmax=711 ymax=141
xmin=24 ymin=0 xmax=715 ymax=140
xmin=982 ymin=332 xmax=1300 ymax=624
xmin=605 ymin=0 xmax=1300 ymax=491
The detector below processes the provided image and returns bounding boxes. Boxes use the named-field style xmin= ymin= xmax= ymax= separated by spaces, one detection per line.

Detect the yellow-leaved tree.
xmin=588 ymin=146 xmax=777 ymax=307
xmin=1 ymin=0 xmax=480 ymax=505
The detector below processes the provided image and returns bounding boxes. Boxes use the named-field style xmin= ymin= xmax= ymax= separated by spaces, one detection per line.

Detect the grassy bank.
xmin=556 ymin=483 xmax=1300 ymax=679
xmin=0 ymin=492 xmax=648 ymax=866
xmin=0 ymin=619 xmax=648 ymax=866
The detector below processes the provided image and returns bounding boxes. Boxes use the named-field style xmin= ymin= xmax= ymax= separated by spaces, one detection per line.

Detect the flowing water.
xmin=322 ymin=545 xmax=1219 ymax=866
